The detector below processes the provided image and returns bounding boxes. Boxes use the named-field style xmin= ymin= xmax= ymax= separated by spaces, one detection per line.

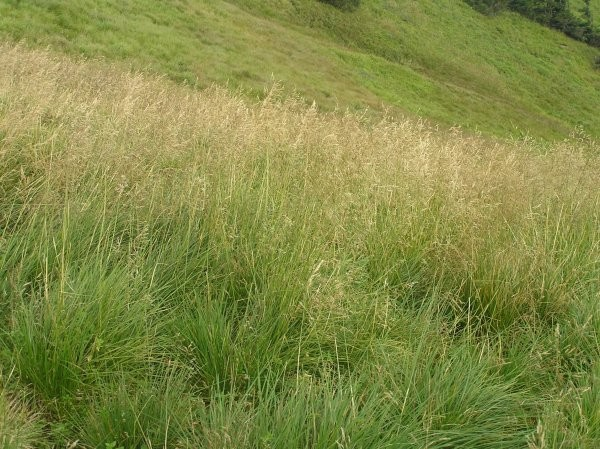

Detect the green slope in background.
xmin=0 ymin=0 xmax=599 ymax=139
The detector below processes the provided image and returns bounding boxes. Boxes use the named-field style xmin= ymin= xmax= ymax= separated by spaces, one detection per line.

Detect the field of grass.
xmin=1 ymin=43 xmax=599 ymax=448
xmin=0 ymin=0 xmax=599 ymax=140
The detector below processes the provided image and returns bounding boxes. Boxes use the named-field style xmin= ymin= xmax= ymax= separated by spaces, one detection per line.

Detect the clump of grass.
xmin=0 ymin=43 xmax=599 ymax=447
xmin=5 ymin=258 xmax=157 ymax=403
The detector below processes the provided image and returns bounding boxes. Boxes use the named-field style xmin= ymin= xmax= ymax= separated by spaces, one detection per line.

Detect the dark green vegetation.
xmin=318 ymin=0 xmax=361 ymax=11
xmin=0 ymin=0 xmax=599 ymax=139
xmin=466 ymin=0 xmax=600 ymax=46
xmin=1 ymin=43 xmax=600 ymax=449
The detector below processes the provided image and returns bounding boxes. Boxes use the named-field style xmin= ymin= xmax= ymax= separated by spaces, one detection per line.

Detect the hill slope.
xmin=0 ymin=0 xmax=599 ymax=139
xmin=1 ymin=42 xmax=600 ymax=449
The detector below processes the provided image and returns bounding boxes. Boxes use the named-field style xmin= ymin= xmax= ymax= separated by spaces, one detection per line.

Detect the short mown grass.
xmin=1 ymin=44 xmax=599 ymax=448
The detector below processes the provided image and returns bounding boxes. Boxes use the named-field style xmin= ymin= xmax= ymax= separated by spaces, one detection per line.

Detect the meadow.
xmin=1 ymin=43 xmax=599 ymax=448
xmin=1 ymin=0 xmax=600 ymax=140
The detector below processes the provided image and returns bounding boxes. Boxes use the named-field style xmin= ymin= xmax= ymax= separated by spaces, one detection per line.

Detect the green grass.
xmin=0 ymin=0 xmax=599 ymax=140
xmin=1 ymin=43 xmax=599 ymax=448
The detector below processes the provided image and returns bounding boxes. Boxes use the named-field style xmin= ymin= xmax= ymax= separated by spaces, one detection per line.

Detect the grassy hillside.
xmin=1 ymin=43 xmax=600 ymax=449
xmin=0 ymin=0 xmax=599 ymax=139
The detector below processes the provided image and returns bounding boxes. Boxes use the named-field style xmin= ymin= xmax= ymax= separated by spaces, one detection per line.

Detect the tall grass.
xmin=1 ymin=43 xmax=599 ymax=448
